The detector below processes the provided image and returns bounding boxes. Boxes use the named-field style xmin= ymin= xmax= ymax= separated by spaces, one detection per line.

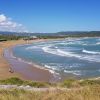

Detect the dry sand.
xmin=0 ymin=40 xmax=26 ymax=80
xmin=0 ymin=40 xmax=29 ymax=79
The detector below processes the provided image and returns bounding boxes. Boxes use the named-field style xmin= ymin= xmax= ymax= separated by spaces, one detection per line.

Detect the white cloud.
xmin=0 ymin=14 xmax=28 ymax=32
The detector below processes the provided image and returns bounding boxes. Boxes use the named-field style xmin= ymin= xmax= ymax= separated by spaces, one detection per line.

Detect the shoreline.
xmin=12 ymin=46 xmax=61 ymax=81
xmin=1 ymin=38 xmax=100 ymax=82
xmin=4 ymin=48 xmax=53 ymax=82
xmin=0 ymin=40 xmax=26 ymax=80
xmin=1 ymin=39 xmax=62 ymax=82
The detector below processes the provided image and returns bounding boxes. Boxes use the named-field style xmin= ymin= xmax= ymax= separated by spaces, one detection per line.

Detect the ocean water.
xmin=13 ymin=37 xmax=100 ymax=79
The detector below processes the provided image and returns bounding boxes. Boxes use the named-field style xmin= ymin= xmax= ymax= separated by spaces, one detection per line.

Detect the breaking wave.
xmin=64 ymin=70 xmax=82 ymax=76
xmin=42 ymin=46 xmax=100 ymax=62
xmin=82 ymin=49 xmax=100 ymax=54
xmin=13 ymin=37 xmax=100 ymax=79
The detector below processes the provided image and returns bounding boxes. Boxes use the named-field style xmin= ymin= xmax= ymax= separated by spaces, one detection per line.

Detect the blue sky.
xmin=0 ymin=0 xmax=100 ymax=32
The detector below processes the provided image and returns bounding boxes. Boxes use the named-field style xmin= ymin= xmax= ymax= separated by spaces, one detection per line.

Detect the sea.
xmin=13 ymin=37 xmax=100 ymax=80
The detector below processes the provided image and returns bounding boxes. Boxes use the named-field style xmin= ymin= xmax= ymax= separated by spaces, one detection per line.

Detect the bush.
xmin=79 ymin=79 xmax=100 ymax=86
xmin=0 ymin=77 xmax=24 ymax=85
xmin=61 ymin=79 xmax=77 ymax=88
xmin=0 ymin=77 xmax=50 ymax=87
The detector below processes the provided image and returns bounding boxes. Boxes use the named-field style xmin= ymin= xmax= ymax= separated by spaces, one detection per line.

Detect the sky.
xmin=0 ymin=0 xmax=100 ymax=33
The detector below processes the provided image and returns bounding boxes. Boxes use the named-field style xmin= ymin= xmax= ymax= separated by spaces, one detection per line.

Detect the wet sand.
xmin=4 ymin=48 xmax=53 ymax=82
xmin=0 ymin=39 xmax=57 ymax=82
xmin=0 ymin=40 xmax=26 ymax=80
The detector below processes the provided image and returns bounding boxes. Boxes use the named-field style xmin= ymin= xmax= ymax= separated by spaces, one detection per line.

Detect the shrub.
xmin=0 ymin=77 xmax=24 ymax=85
xmin=79 ymin=79 xmax=100 ymax=86
xmin=0 ymin=77 xmax=50 ymax=87
xmin=61 ymin=79 xmax=77 ymax=88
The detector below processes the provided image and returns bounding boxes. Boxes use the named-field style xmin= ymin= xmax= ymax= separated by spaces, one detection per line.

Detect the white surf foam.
xmin=44 ymin=65 xmax=51 ymax=69
xmin=42 ymin=46 xmax=63 ymax=56
xmin=26 ymin=46 xmax=39 ymax=50
xmin=64 ymin=70 xmax=82 ymax=76
xmin=44 ymin=64 xmax=61 ymax=81
xmin=82 ymin=49 xmax=100 ymax=55
xmin=42 ymin=46 xmax=100 ymax=62
xmin=96 ymin=42 xmax=100 ymax=45
xmin=26 ymin=44 xmax=49 ymax=50
xmin=57 ymin=49 xmax=81 ymax=58
xmin=42 ymin=46 xmax=80 ymax=58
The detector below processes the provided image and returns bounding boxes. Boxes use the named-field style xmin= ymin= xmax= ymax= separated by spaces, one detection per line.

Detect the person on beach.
xmin=9 ymin=67 xmax=14 ymax=73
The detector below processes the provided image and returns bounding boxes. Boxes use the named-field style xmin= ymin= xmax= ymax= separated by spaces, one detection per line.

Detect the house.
xmin=30 ymin=36 xmax=38 ymax=40
xmin=23 ymin=36 xmax=38 ymax=41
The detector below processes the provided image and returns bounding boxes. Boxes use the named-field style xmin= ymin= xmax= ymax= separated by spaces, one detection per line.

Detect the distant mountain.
xmin=0 ymin=31 xmax=100 ymax=37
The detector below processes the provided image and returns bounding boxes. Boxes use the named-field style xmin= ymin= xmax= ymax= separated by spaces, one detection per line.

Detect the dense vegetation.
xmin=0 ymin=77 xmax=100 ymax=88
xmin=0 ymin=34 xmax=23 ymax=41
xmin=0 ymin=31 xmax=100 ymax=40
xmin=38 ymin=31 xmax=100 ymax=39
xmin=0 ymin=77 xmax=50 ymax=88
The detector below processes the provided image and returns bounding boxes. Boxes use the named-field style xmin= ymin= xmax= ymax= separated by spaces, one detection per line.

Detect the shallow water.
xmin=13 ymin=37 xmax=100 ymax=79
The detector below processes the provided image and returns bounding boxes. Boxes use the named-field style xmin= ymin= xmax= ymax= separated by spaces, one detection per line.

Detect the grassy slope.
xmin=0 ymin=77 xmax=100 ymax=88
xmin=0 ymin=77 xmax=100 ymax=100
xmin=0 ymin=85 xmax=100 ymax=100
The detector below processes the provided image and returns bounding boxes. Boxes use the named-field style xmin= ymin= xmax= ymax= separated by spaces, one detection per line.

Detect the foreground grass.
xmin=0 ymin=77 xmax=100 ymax=100
xmin=0 ymin=85 xmax=100 ymax=100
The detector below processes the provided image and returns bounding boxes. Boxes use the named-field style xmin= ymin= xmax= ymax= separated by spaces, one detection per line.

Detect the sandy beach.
xmin=0 ymin=39 xmax=54 ymax=82
xmin=0 ymin=40 xmax=25 ymax=80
